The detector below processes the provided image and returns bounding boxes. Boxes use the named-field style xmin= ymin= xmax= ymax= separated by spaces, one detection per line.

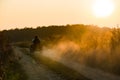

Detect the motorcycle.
xmin=30 ymin=43 xmax=42 ymax=53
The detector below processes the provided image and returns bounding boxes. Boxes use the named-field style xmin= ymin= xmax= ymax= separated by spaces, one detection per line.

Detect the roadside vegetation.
xmin=0 ymin=32 xmax=27 ymax=80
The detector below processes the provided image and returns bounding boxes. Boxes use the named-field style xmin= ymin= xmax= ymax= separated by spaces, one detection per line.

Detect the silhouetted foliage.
xmin=0 ymin=32 xmax=27 ymax=80
xmin=0 ymin=32 xmax=13 ymax=80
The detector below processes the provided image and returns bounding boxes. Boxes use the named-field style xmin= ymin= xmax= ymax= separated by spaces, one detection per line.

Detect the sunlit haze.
xmin=0 ymin=0 xmax=120 ymax=30
xmin=92 ymin=0 xmax=115 ymax=17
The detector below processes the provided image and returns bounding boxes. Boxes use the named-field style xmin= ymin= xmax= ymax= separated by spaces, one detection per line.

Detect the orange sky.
xmin=0 ymin=0 xmax=120 ymax=30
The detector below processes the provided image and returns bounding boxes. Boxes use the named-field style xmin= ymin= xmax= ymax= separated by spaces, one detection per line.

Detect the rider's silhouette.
xmin=32 ymin=36 xmax=40 ymax=45
xmin=30 ymin=36 xmax=40 ymax=52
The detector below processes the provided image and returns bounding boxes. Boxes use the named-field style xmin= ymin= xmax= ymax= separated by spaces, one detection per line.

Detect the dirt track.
xmin=13 ymin=47 xmax=120 ymax=80
xmin=41 ymin=47 xmax=120 ymax=80
xmin=13 ymin=47 xmax=65 ymax=80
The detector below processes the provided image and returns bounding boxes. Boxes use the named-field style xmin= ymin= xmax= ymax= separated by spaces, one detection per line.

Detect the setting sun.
xmin=92 ymin=0 xmax=115 ymax=18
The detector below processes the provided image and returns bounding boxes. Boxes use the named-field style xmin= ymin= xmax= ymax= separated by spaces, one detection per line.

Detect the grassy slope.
xmin=3 ymin=47 xmax=28 ymax=80
xmin=5 ymin=61 xmax=28 ymax=80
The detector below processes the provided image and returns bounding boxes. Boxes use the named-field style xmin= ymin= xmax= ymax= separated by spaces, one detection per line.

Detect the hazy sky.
xmin=0 ymin=0 xmax=120 ymax=30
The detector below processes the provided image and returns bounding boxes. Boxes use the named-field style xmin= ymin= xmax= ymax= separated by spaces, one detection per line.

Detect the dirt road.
xmin=41 ymin=47 xmax=120 ymax=80
xmin=13 ymin=47 xmax=65 ymax=80
xmin=13 ymin=46 xmax=120 ymax=80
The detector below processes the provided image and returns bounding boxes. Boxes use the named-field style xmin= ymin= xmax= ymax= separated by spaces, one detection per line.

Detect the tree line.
xmin=2 ymin=24 xmax=87 ymax=43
